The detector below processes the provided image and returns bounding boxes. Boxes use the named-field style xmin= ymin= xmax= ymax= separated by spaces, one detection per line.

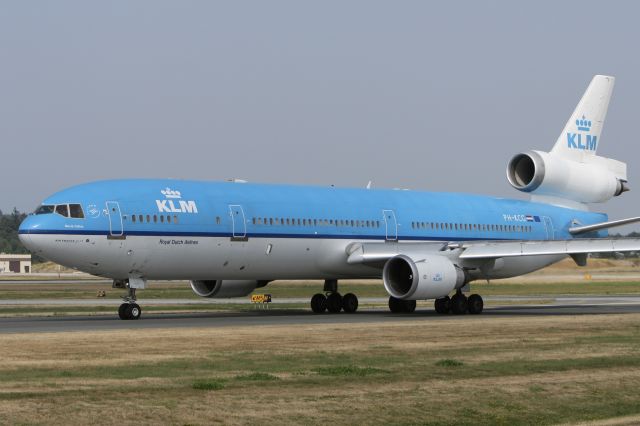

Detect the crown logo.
xmin=161 ymin=187 xmax=182 ymax=199
xmin=575 ymin=115 xmax=591 ymax=132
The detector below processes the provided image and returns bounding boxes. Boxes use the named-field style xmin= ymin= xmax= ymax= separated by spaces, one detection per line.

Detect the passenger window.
xmin=173 ymin=215 xmax=179 ymax=224
xmin=139 ymin=215 xmax=143 ymax=223
xmin=167 ymin=215 xmax=172 ymax=223
xmin=160 ymin=215 xmax=165 ymax=223
xmin=69 ymin=204 xmax=85 ymax=218
xmin=132 ymin=215 xmax=136 ymax=223
xmin=146 ymin=215 xmax=151 ymax=223
xmin=55 ymin=204 xmax=69 ymax=217
xmin=153 ymin=215 xmax=157 ymax=223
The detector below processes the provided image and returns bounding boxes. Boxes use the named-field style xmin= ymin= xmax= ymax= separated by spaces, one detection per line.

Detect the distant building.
xmin=0 ymin=254 xmax=32 ymax=273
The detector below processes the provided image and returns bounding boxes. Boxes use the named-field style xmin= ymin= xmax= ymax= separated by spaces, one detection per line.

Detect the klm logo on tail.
xmin=567 ymin=115 xmax=597 ymax=151
xmin=155 ymin=188 xmax=199 ymax=214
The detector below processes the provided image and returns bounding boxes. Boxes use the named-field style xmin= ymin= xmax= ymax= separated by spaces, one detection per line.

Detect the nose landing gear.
xmin=114 ymin=278 xmax=146 ymax=320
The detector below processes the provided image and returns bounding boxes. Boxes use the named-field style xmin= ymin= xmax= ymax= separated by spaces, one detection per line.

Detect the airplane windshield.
xmin=55 ymin=204 xmax=69 ymax=217
xmin=34 ymin=205 xmax=54 ymax=215
xmin=36 ymin=204 xmax=85 ymax=218
xmin=69 ymin=204 xmax=84 ymax=218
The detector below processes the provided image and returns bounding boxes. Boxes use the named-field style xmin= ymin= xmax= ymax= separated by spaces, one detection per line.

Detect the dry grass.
xmin=1 ymin=313 xmax=640 ymax=425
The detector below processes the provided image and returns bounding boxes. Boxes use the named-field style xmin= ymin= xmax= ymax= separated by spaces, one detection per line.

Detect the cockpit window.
xmin=34 ymin=205 xmax=55 ymax=215
xmin=69 ymin=204 xmax=84 ymax=219
xmin=55 ymin=204 xmax=69 ymax=217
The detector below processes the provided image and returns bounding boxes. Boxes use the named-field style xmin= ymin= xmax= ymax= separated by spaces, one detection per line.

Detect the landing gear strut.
xmin=115 ymin=279 xmax=144 ymax=320
xmin=310 ymin=280 xmax=359 ymax=314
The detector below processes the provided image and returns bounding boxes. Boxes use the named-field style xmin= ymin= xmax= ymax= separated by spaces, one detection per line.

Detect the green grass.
xmin=312 ymin=365 xmax=387 ymax=377
xmin=234 ymin=372 xmax=280 ymax=381
xmin=192 ymin=379 xmax=226 ymax=391
xmin=435 ymin=359 xmax=464 ymax=367
xmin=1 ymin=315 xmax=640 ymax=424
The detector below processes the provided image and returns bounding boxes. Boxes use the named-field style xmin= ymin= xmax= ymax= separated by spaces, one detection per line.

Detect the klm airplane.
xmin=19 ymin=75 xmax=640 ymax=320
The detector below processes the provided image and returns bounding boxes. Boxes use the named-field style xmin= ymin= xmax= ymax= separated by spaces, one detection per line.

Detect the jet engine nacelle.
xmin=190 ymin=279 xmax=267 ymax=298
xmin=506 ymin=150 xmax=628 ymax=204
xmin=382 ymin=254 xmax=466 ymax=300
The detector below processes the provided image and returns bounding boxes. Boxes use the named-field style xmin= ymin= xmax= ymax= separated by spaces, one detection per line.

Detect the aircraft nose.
xmin=18 ymin=216 xmax=35 ymax=251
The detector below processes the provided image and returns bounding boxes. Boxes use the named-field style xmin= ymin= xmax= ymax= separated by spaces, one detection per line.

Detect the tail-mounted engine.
xmin=506 ymin=150 xmax=628 ymax=204
xmin=382 ymin=254 xmax=467 ymax=300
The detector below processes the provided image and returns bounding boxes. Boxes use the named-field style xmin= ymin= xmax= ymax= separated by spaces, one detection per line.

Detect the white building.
xmin=0 ymin=254 xmax=32 ymax=273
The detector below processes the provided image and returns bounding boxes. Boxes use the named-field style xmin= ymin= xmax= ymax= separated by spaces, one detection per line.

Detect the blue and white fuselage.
xmin=19 ymin=179 xmax=606 ymax=281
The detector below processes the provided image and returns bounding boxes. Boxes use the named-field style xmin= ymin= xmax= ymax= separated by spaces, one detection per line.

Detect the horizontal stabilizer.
xmin=569 ymin=217 xmax=640 ymax=235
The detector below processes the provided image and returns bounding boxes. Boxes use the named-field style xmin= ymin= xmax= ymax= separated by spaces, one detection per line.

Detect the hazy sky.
xmin=2 ymin=1 xmax=640 ymax=230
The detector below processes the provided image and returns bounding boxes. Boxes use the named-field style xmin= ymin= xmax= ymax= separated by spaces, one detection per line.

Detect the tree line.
xmin=0 ymin=209 xmax=28 ymax=254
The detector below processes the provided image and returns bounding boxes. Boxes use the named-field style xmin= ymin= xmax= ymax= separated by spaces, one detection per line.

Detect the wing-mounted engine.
xmin=382 ymin=254 xmax=467 ymax=300
xmin=507 ymin=150 xmax=628 ymax=204
xmin=190 ymin=280 xmax=268 ymax=298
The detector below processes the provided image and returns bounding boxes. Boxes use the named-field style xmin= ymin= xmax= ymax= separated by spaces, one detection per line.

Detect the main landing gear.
xmin=310 ymin=279 xmax=359 ymax=314
xmin=388 ymin=297 xmax=416 ymax=313
xmin=386 ymin=291 xmax=484 ymax=315
xmin=114 ymin=279 xmax=144 ymax=320
xmin=433 ymin=291 xmax=484 ymax=315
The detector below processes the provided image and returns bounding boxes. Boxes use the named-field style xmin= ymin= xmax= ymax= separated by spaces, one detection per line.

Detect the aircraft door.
xmin=543 ymin=216 xmax=554 ymax=240
xmin=106 ymin=201 xmax=124 ymax=238
xmin=229 ymin=205 xmax=247 ymax=239
xmin=383 ymin=209 xmax=398 ymax=241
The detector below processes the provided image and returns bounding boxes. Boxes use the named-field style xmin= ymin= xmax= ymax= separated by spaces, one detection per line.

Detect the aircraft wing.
xmin=346 ymin=238 xmax=640 ymax=264
xmin=458 ymin=238 xmax=640 ymax=259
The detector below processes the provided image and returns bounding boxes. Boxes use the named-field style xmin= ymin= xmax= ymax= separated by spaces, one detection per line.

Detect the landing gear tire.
xmin=118 ymin=303 xmax=141 ymax=320
xmin=342 ymin=293 xmax=359 ymax=313
xmin=128 ymin=303 xmax=142 ymax=320
xmin=311 ymin=293 xmax=327 ymax=313
xmin=388 ymin=297 xmax=416 ymax=313
xmin=403 ymin=299 xmax=416 ymax=313
xmin=467 ymin=294 xmax=484 ymax=315
xmin=434 ymin=296 xmax=451 ymax=314
xmin=450 ymin=293 xmax=468 ymax=315
xmin=326 ymin=292 xmax=343 ymax=313
xmin=118 ymin=303 xmax=128 ymax=320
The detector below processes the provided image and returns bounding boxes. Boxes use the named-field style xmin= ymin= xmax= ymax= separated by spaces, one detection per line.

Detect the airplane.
xmin=18 ymin=75 xmax=640 ymax=320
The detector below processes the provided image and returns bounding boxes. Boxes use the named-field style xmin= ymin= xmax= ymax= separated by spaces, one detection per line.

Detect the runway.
xmin=1 ymin=302 xmax=639 ymax=334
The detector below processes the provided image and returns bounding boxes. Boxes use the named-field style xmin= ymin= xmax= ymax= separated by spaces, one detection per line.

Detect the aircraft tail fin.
xmin=550 ymin=75 xmax=615 ymax=161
